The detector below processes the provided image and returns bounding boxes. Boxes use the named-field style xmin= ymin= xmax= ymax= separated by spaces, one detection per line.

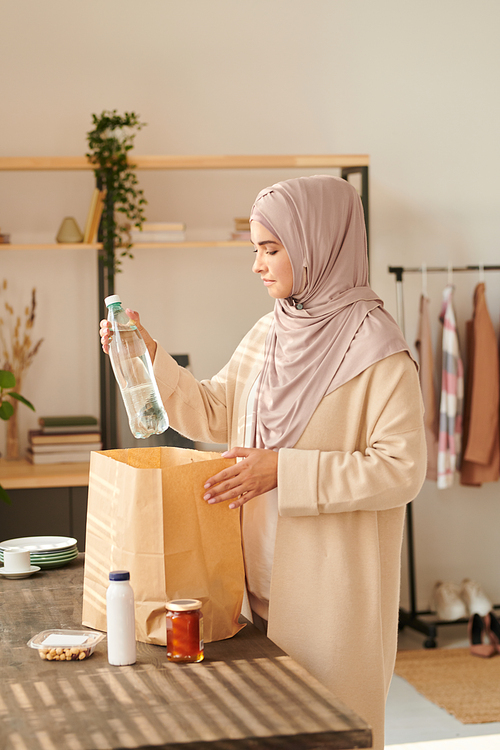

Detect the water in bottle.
xmin=105 ymin=295 xmax=169 ymax=438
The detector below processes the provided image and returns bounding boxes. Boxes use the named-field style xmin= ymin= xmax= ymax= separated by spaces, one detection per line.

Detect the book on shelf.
xmin=83 ymin=189 xmax=106 ymax=243
xmin=234 ymin=217 xmax=250 ymax=232
xmin=26 ymin=448 xmax=95 ymax=465
xmin=30 ymin=441 xmax=102 ymax=454
xmin=130 ymin=221 xmax=186 ymax=244
xmin=231 ymin=231 xmax=251 ymax=241
xmin=38 ymin=415 xmax=99 ymax=433
xmin=83 ymin=188 xmax=99 ymax=243
xmin=141 ymin=222 xmax=185 ymax=232
xmin=230 ymin=217 xmax=251 ymax=241
xmin=29 ymin=430 xmax=102 ymax=445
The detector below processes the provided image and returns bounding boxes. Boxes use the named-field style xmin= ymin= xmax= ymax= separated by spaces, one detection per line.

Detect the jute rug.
xmin=394 ymin=647 xmax=500 ymax=724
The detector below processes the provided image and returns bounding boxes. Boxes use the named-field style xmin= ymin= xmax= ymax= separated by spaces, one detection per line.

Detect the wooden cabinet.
xmin=0 ymin=460 xmax=89 ymax=549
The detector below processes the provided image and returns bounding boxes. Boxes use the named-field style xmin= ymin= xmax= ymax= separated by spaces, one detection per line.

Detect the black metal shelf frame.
xmin=388 ymin=264 xmax=500 ymax=648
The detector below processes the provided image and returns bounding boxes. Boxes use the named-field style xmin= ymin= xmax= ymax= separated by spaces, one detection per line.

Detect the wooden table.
xmin=0 ymin=556 xmax=372 ymax=750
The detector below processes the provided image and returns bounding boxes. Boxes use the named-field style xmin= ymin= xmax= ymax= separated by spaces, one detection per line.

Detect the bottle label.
xmin=199 ymin=617 xmax=204 ymax=651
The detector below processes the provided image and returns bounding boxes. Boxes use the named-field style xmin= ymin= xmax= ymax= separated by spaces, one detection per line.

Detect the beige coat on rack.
xmin=461 ymin=282 xmax=500 ymax=485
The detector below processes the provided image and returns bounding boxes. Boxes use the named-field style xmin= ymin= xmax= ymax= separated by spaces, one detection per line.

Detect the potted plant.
xmin=86 ymin=110 xmax=148 ymax=280
xmin=0 ymin=370 xmax=35 ymax=503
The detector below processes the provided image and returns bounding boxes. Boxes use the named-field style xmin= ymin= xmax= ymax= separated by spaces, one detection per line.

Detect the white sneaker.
xmin=431 ymin=581 xmax=468 ymax=621
xmin=460 ymin=578 xmax=493 ymax=616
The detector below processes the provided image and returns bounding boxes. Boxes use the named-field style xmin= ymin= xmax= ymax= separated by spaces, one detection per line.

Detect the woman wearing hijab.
xmin=100 ymin=175 xmax=426 ymax=750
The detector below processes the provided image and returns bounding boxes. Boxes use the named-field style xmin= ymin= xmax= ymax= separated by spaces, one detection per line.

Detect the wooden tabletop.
xmin=0 ymin=458 xmax=90 ymax=489
xmin=0 ymin=556 xmax=372 ymax=750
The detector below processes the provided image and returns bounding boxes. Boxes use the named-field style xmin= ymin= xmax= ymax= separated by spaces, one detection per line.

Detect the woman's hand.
xmin=100 ymin=319 xmax=112 ymax=353
xmin=203 ymin=447 xmax=278 ymax=509
xmin=99 ymin=309 xmax=157 ymax=361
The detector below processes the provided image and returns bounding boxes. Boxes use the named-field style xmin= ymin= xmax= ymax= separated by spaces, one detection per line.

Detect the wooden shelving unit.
xmin=0 ymin=154 xmax=369 ymax=171
xmin=0 ymin=154 xmax=370 ymax=448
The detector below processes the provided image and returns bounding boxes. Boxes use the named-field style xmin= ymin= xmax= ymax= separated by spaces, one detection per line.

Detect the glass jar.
xmin=166 ymin=599 xmax=204 ymax=663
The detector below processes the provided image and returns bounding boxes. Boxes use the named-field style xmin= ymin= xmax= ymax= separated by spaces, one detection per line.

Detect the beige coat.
xmin=154 ymin=312 xmax=426 ymax=750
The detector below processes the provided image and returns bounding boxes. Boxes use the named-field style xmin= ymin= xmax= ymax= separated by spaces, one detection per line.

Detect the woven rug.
xmin=394 ymin=647 xmax=500 ymax=724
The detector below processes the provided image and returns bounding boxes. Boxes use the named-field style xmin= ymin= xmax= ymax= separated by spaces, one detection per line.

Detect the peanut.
xmin=38 ymin=646 xmax=91 ymax=661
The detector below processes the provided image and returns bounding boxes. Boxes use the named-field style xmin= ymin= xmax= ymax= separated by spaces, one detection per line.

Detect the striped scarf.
xmin=437 ymin=285 xmax=464 ymax=489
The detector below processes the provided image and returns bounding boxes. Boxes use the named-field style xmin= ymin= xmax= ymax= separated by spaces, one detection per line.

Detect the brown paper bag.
xmin=82 ymin=446 xmax=245 ymax=644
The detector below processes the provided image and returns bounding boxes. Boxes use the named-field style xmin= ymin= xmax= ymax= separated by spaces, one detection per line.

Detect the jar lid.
xmin=166 ymin=598 xmax=202 ymax=612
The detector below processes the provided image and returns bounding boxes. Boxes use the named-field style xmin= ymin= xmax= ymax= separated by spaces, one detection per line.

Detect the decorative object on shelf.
xmin=0 ymin=279 xmax=42 ymax=479
xmin=56 ymin=217 xmax=83 ymax=244
xmin=0 ymin=228 xmax=11 ymax=244
xmin=86 ymin=110 xmax=148 ymax=276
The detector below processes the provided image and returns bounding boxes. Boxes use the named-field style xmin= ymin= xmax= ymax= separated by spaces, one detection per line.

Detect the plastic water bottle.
xmin=106 ymin=570 xmax=137 ymax=666
xmin=105 ymin=295 xmax=169 ymax=439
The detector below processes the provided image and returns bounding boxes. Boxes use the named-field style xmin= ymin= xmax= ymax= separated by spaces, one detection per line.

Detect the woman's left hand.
xmin=203 ymin=447 xmax=278 ymax=509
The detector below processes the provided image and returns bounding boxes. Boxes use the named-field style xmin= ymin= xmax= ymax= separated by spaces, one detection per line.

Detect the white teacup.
xmin=3 ymin=549 xmax=31 ymax=573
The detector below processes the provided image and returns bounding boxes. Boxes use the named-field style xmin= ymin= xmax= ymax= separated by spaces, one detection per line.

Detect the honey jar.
xmin=166 ymin=599 xmax=204 ymax=662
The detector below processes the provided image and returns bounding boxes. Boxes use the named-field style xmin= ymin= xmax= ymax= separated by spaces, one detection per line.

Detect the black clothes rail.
xmin=388 ymin=264 xmax=500 ymax=648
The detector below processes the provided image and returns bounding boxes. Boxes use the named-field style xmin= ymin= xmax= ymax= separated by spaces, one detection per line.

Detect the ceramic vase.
xmin=56 ymin=217 xmax=83 ymax=243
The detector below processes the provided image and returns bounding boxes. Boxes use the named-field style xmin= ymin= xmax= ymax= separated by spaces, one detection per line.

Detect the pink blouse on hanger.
xmin=437 ymin=285 xmax=464 ymax=489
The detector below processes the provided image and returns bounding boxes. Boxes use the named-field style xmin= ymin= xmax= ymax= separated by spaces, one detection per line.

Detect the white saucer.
xmin=0 ymin=565 xmax=41 ymax=579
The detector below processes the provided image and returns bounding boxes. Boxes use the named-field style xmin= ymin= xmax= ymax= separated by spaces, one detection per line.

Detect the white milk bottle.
xmin=106 ymin=570 xmax=137 ymax=666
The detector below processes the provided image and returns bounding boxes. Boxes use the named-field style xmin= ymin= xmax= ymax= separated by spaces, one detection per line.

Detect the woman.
xmin=101 ymin=175 xmax=426 ymax=749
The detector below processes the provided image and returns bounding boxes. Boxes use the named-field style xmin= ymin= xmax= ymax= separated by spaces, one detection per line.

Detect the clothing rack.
xmin=388 ymin=264 xmax=500 ymax=648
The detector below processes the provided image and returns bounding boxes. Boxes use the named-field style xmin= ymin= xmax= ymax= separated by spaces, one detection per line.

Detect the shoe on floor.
xmin=431 ymin=581 xmax=468 ymax=621
xmin=468 ymin=613 xmax=496 ymax=658
xmin=460 ymin=578 xmax=493 ymax=616
xmin=485 ymin=611 xmax=500 ymax=653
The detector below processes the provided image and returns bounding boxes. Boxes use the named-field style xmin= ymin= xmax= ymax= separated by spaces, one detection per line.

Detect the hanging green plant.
xmin=86 ymin=110 xmax=148 ymax=273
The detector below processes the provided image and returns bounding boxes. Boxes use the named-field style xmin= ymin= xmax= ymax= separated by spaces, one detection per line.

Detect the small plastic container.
xmin=166 ymin=599 xmax=204 ymax=663
xmin=27 ymin=629 xmax=105 ymax=661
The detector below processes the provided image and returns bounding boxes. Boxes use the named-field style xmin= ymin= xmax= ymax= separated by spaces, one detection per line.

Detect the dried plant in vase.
xmin=0 ymin=370 xmax=35 ymax=503
xmin=0 ymin=279 xmax=42 ymax=468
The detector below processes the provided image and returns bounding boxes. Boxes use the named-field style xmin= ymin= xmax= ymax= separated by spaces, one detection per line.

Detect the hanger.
xmin=478 ymin=263 xmax=485 ymax=283
xmin=447 ymin=261 xmax=453 ymax=286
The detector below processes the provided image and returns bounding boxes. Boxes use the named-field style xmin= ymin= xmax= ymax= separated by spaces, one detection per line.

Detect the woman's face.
xmin=251 ymin=221 xmax=294 ymax=299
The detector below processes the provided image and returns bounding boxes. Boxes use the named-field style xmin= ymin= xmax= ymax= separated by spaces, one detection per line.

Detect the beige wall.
xmin=1 ymin=0 xmax=500 ymax=614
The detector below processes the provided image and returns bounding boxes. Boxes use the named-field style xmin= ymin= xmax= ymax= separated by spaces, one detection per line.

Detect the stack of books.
xmin=129 ymin=222 xmax=186 ymax=244
xmin=230 ymin=217 xmax=251 ymax=242
xmin=26 ymin=416 xmax=102 ymax=464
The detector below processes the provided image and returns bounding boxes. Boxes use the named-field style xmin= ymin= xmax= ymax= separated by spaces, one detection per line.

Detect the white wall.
xmin=1 ymin=0 xmax=500 ymax=616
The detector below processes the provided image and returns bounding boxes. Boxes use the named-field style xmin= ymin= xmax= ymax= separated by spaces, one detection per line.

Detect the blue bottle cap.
xmin=109 ymin=570 xmax=130 ymax=581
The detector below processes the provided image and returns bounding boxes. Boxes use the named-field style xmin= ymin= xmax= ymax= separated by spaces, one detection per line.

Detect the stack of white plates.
xmin=0 ymin=536 xmax=79 ymax=569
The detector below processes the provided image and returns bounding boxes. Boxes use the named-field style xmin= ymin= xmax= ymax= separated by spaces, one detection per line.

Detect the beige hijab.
xmin=250 ymin=175 xmax=412 ymax=450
